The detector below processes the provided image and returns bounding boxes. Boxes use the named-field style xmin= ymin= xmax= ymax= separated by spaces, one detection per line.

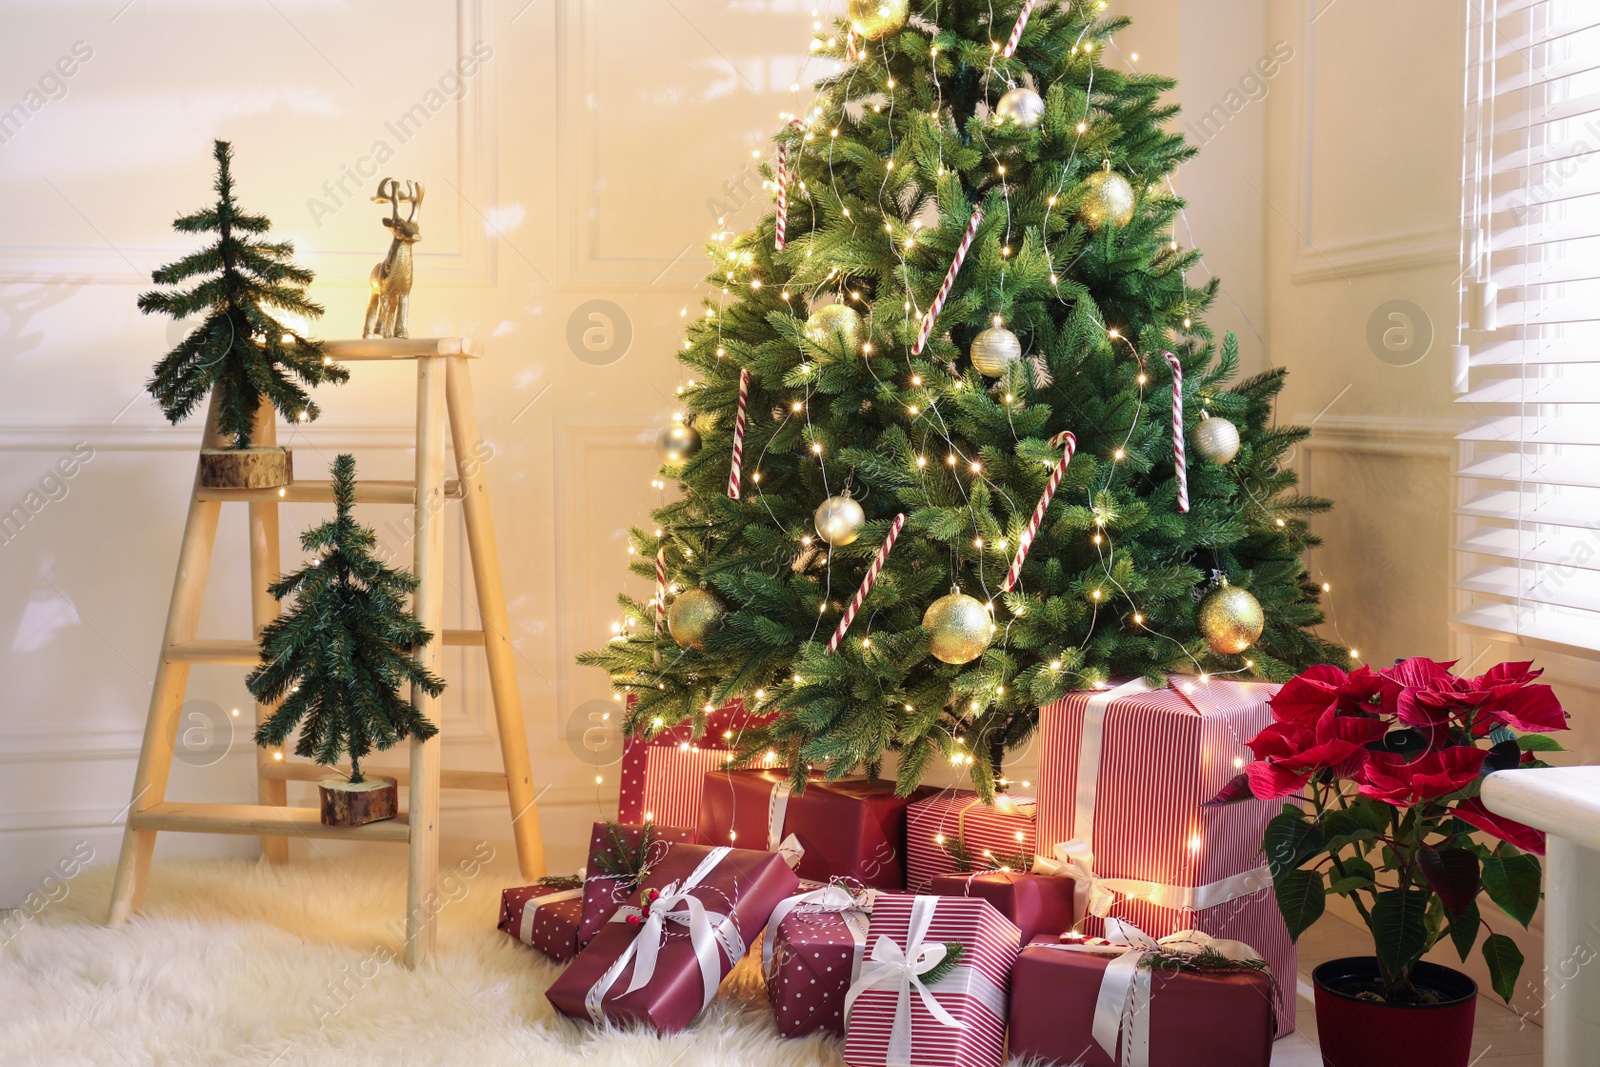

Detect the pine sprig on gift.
xmin=942 ymin=833 xmax=1034 ymax=873
xmin=1141 ymin=946 xmax=1269 ymax=976
xmin=588 ymin=820 xmax=662 ymax=886
xmin=920 ymin=943 xmax=967 ymax=986
xmin=536 ymin=874 xmax=584 ymax=890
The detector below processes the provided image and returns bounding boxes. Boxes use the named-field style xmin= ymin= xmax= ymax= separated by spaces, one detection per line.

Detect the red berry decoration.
xmin=626 ymin=913 xmax=643 ymax=927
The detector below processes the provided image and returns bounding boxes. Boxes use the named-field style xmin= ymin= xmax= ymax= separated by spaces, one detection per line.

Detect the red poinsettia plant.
xmin=1211 ymin=657 xmax=1567 ymax=1002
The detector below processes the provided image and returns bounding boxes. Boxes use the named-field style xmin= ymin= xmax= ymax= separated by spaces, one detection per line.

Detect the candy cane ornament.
xmin=727 ymin=368 xmax=750 ymax=498
xmin=774 ymin=120 xmax=806 ymax=252
xmin=654 ymin=547 xmax=667 ymax=634
xmin=913 ymin=209 xmax=983 ymax=356
xmin=826 ymin=512 xmax=906 ymax=654
xmin=1163 ymin=352 xmax=1189 ymax=514
xmin=1002 ymin=0 xmax=1037 ymax=58
xmin=1002 ymin=431 xmax=1077 ymax=592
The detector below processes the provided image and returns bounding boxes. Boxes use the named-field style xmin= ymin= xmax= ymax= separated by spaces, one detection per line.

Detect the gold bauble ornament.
xmin=970 ymin=326 xmax=1022 ymax=376
xmin=1190 ymin=411 xmax=1241 ymax=465
xmin=656 ymin=421 xmax=702 ymax=465
xmin=994 ymin=87 xmax=1045 ymax=129
xmin=814 ymin=493 xmax=866 ymax=546
xmin=1197 ymin=581 xmax=1264 ymax=656
xmin=848 ymin=0 xmax=909 ymax=40
xmin=667 ymin=588 xmax=724 ymax=650
xmin=804 ymin=303 xmax=864 ymax=356
xmin=1078 ymin=165 xmax=1136 ymax=232
xmin=923 ymin=590 xmax=993 ymax=665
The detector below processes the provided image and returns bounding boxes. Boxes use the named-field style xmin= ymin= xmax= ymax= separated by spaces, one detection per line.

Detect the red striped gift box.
xmin=904 ymin=790 xmax=1037 ymax=891
xmin=842 ymin=894 xmax=1020 ymax=1067
xmin=616 ymin=700 xmax=774 ymax=828
xmin=1035 ymin=676 xmax=1298 ymax=1035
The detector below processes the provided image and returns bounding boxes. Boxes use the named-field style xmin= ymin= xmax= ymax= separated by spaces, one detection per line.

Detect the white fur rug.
xmin=0 ymin=854 xmax=849 ymax=1067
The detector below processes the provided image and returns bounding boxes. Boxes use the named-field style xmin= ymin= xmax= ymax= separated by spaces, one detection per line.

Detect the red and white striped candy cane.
xmin=1002 ymin=431 xmax=1077 ymax=592
xmin=654 ymin=547 xmax=667 ymax=634
xmin=727 ymin=367 xmax=750 ymax=498
xmin=1163 ymin=351 xmax=1189 ymax=513
xmin=774 ymin=120 xmax=805 ymax=251
xmin=826 ymin=512 xmax=906 ymax=654
xmin=912 ymin=208 xmax=983 ymax=356
xmin=1002 ymin=0 xmax=1037 ymax=58
xmin=847 ymin=27 xmax=859 ymax=62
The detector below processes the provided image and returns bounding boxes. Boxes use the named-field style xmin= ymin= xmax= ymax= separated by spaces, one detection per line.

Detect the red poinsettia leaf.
xmin=1455 ymin=797 xmax=1547 ymax=856
xmin=1479 ymin=661 xmax=1540 ymax=688
xmin=1382 ymin=657 xmax=1458 ymax=689
xmin=1269 ymin=667 xmax=1347 ymax=723
xmin=1206 ymin=772 xmax=1256 ymax=806
xmin=1486 ymin=684 xmax=1568 ymax=733
xmin=1246 ymin=760 xmax=1313 ymax=801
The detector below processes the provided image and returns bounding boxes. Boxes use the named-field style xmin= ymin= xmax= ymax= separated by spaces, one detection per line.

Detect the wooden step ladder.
xmin=106 ymin=337 xmax=547 ymax=966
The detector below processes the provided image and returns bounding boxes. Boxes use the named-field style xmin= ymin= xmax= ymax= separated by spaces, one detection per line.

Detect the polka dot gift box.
xmin=761 ymin=883 xmax=876 ymax=1038
xmin=497 ymin=881 xmax=584 ymax=962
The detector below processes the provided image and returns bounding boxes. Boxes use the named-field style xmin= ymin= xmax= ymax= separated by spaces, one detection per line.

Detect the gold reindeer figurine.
xmin=363 ymin=178 xmax=424 ymax=339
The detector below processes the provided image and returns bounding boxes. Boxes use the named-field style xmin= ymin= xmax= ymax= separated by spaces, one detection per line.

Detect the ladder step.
xmin=127 ymin=801 xmax=412 ymax=842
xmin=442 ymin=629 xmax=485 ymax=646
xmin=261 ymin=761 xmax=509 ymax=792
xmin=165 ymin=639 xmax=258 ymax=665
xmin=196 ymin=479 xmax=463 ymax=504
xmin=321 ymin=337 xmax=477 ymax=362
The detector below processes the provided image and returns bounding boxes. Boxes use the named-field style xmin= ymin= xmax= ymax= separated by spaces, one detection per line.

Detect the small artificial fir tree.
xmin=581 ymin=1 xmax=1343 ymax=795
xmin=138 ymin=139 xmax=347 ymax=449
xmin=249 ymin=454 xmax=443 ymax=781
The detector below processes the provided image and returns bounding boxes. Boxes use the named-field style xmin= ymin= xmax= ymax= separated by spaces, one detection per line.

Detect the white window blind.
xmin=1455 ymin=0 xmax=1600 ymax=656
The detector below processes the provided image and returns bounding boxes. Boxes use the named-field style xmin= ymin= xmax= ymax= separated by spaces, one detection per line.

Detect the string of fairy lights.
xmin=596 ymin=0 xmax=1359 ymax=788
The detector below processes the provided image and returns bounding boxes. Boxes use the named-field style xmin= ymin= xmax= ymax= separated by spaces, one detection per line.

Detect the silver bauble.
xmin=814 ymin=493 xmax=866 ymax=546
xmin=804 ymin=303 xmax=865 ymax=356
xmin=668 ymin=588 xmax=724 ymax=650
xmin=656 ymin=421 xmax=703 ymax=465
xmin=1190 ymin=413 xmax=1241 ymax=465
xmin=970 ymin=326 xmax=1022 ymax=376
xmin=994 ymin=87 xmax=1045 ymax=129
xmin=1078 ymin=168 xmax=1136 ymax=231
xmin=923 ymin=591 xmax=993 ymax=665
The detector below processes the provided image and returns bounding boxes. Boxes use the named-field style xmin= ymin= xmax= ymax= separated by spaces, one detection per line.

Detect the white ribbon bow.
xmin=843 ymin=896 xmax=969 ymax=1067
xmin=1046 ymin=919 xmax=1261 ymax=1067
xmin=583 ymin=847 xmax=745 ymax=1024
xmin=761 ymin=883 xmax=875 ymax=977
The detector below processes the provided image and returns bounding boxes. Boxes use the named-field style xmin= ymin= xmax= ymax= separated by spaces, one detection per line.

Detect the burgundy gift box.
xmin=763 ymin=885 xmax=875 ymax=1038
xmin=1036 ymin=677 xmax=1297 ymax=1034
xmin=578 ymin=821 xmax=700 ymax=947
xmin=927 ymin=870 xmax=1075 ymax=945
xmin=843 ymin=894 xmax=1020 ymax=1067
xmin=1008 ymin=937 xmax=1275 ymax=1067
xmin=698 ymin=769 xmax=923 ymax=890
xmin=546 ymin=841 xmax=800 ymax=1032
xmin=617 ymin=700 xmax=772 ymax=828
xmin=498 ymin=883 xmax=583 ymax=962
xmin=904 ymin=790 xmax=1038 ymax=891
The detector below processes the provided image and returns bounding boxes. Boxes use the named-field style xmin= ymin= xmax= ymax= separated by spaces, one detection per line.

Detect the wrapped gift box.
xmin=498 ymin=882 xmax=584 ymax=962
xmin=546 ymin=841 xmax=799 ymax=1032
xmin=1036 ymin=677 xmax=1296 ymax=1034
xmin=842 ymin=894 xmax=1020 ymax=1067
xmin=927 ymin=870 xmax=1075 ymax=945
xmin=617 ymin=700 xmax=771 ymax=828
xmin=578 ymin=821 xmax=700 ymax=947
xmin=904 ymin=790 xmax=1037 ymax=891
xmin=1008 ymin=933 xmax=1275 ymax=1067
xmin=698 ymin=769 xmax=923 ymax=890
xmin=763 ymin=884 xmax=876 ymax=1038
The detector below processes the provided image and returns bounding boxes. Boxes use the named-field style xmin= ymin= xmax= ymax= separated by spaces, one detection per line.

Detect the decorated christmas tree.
xmin=138 ymin=139 xmax=346 ymax=450
xmin=249 ymin=454 xmax=443 ymax=785
xmin=581 ymin=1 xmax=1342 ymax=794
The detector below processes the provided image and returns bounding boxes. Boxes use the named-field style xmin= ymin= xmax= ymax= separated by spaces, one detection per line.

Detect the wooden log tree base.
xmin=319 ymin=775 xmax=399 ymax=827
xmin=199 ymin=447 xmax=293 ymax=489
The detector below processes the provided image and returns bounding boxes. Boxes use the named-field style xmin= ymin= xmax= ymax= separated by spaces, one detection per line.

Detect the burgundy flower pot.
xmin=1312 ymin=957 xmax=1478 ymax=1067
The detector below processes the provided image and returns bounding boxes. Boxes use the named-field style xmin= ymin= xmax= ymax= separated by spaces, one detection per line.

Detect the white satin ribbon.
xmin=519 ymin=886 xmax=582 ymax=943
xmin=582 ymin=847 xmax=746 ymax=1024
xmin=1044 ymin=919 xmax=1260 ymax=1067
xmin=843 ymin=895 xmax=1007 ymax=1067
xmin=760 ymin=883 xmax=876 ymax=976
xmin=776 ymin=832 xmax=805 ymax=872
xmin=767 ymin=779 xmax=795 ymax=850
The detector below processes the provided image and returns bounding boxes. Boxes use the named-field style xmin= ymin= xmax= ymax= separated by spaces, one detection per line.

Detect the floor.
xmin=0 ymin=854 xmax=1544 ymax=1065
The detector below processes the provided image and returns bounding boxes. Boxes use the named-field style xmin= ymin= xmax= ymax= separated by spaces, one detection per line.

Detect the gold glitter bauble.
xmin=814 ymin=493 xmax=866 ymax=546
xmin=1190 ymin=413 xmax=1241 ymax=465
xmin=1078 ymin=168 xmax=1136 ymax=231
xmin=668 ymin=588 xmax=724 ymax=650
xmin=848 ymin=0 xmax=909 ymax=40
xmin=923 ymin=591 xmax=993 ymax=665
xmin=970 ymin=326 xmax=1022 ymax=376
xmin=804 ymin=303 xmax=864 ymax=356
xmin=994 ymin=87 xmax=1045 ymax=129
xmin=1197 ymin=583 xmax=1264 ymax=656
xmin=656 ymin=422 xmax=702 ymax=464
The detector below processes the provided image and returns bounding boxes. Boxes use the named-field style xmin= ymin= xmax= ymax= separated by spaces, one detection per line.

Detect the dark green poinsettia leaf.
xmin=1273 ymin=868 xmax=1325 ymax=940
xmin=1481 ymin=933 xmax=1524 ymax=1002
xmin=1418 ymin=845 xmax=1481 ymax=916
xmin=1370 ymin=888 xmax=1431 ymax=983
xmin=1481 ymin=848 xmax=1541 ymax=928
xmin=1448 ymin=899 xmax=1481 ymax=963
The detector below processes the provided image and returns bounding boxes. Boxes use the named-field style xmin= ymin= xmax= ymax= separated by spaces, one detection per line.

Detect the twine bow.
xmin=761 ymin=883 xmax=876 ymax=976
